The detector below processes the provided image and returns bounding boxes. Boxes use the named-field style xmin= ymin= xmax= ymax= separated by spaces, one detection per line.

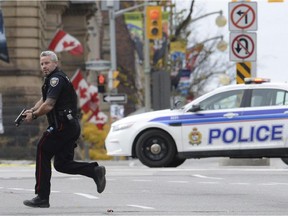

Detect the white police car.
xmin=105 ymin=78 xmax=288 ymax=167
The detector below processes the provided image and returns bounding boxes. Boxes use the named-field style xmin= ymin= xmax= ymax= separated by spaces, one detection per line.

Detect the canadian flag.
xmin=48 ymin=30 xmax=83 ymax=55
xmin=71 ymin=69 xmax=90 ymax=113
xmin=88 ymin=109 xmax=108 ymax=130
xmin=88 ymin=84 xmax=99 ymax=112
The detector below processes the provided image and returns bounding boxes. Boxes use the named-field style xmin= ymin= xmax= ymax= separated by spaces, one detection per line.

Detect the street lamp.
xmin=217 ymin=39 xmax=228 ymax=52
xmin=215 ymin=11 xmax=227 ymax=27
xmin=192 ymin=35 xmax=228 ymax=52
xmin=192 ymin=10 xmax=227 ymax=27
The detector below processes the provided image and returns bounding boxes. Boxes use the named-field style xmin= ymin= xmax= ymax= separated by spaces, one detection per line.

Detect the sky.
xmin=177 ymin=0 xmax=288 ymax=83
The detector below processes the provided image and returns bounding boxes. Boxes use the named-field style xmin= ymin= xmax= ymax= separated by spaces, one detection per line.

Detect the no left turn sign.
xmin=229 ymin=2 xmax=257 ymax=31
xmin=230 ymin=32 xmax=257 ymax=62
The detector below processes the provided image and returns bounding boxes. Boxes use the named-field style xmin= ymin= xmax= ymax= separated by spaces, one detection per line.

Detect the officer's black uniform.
xmin=35 ymin=67 xmax=98 ymax=200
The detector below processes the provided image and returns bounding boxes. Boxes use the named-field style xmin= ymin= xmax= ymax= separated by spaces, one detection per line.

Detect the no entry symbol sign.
xmin=230 ymin=32 xmax=257 ymax=62
xmin=229 ymin=2 xmax=257 ymax=31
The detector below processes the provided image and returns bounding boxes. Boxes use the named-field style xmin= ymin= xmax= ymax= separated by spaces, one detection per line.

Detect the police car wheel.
xmin=281 ymin=157 xmax=288 ymax=165
xmin=135 ymin=129 xmax=176 ymax=168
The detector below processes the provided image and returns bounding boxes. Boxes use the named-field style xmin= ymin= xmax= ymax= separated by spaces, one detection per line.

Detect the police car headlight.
xmin=112 ymin=122 xmax=135 ymax=132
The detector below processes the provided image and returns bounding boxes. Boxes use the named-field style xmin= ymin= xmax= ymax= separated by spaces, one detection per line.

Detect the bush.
xmin=81 ymin=113 xmax=112 ymax=160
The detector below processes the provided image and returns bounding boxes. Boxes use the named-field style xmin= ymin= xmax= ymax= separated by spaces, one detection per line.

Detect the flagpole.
xmin=106 ymin=1 xmax=118 ymax=95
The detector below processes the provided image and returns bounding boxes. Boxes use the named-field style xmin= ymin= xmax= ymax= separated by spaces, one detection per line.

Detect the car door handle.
xmin=223 ymin=113 xmax=239 ymax=118
xmin=284 ymin=111 xmax=288 ymax=114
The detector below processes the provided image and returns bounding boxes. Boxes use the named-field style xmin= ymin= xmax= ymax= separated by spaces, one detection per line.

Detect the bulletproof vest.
xmin=42 ymin=68 xmax=78 ymax=125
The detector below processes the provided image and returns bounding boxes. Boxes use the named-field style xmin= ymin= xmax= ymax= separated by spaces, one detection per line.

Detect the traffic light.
xmin=97 ymin=74 xmax=106 ymax=93
xmin=113 ymin=70 xmax=120 ymax=89
xmin=146 ymin=6 xmax=162 ymax=40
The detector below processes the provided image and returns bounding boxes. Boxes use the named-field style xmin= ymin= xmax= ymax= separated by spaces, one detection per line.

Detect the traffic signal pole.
xmin=144 ymin=1 xmax=151 ymax=111
xmin=107 ymin=2 xmax=151 ymax=111
xmin=107 ymin=2 xmax=146 ymax=90
xmin=107 ymin=2 xmax=117 ymax=92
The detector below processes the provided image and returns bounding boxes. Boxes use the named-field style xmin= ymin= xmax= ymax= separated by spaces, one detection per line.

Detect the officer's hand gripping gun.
xmin=14 ymin=108 xmax=26 ymax=127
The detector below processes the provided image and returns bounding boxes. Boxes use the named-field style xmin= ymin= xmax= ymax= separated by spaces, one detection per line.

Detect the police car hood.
xmin=112 ymin=109 xmax=182 ymax=125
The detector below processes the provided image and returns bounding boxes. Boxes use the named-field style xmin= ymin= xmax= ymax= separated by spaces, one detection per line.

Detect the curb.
xmin=219 ymin=158 xmax=270 ymax=166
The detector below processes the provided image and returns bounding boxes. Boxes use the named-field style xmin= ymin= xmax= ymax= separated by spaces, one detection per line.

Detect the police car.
xmin=105 ymin=78 xmax=288 ymax=167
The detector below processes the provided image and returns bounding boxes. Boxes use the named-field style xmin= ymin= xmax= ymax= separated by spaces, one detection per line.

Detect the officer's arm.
xmin=33 ymin=97 xmax=56 ymax=116
xmin=31 ymin=97 xmax=44 ymax=112
xmin=24 ymin=98 xmax=56 ymax=122
xmin=23 ymin=97 xmax=43 ymax=116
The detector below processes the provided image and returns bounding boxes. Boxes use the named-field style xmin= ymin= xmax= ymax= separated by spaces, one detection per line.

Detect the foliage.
xmin=170 ymin=0 xmax=235 ymax=97
xmin=81 ymin=113 xmax=112 ymax=160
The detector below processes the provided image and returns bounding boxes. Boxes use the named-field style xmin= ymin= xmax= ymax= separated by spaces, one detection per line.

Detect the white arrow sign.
xmin=85 ymin=60 xmax=111 ymax=71
xmin=103 ymin=93 xmax=127 ymax=103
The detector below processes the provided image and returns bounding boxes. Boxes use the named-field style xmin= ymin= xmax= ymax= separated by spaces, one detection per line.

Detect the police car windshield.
xmin=183 ymin=89 xmax=245 ymax=112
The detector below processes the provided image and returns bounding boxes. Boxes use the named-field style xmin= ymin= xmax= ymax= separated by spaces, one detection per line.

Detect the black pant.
xmin=35 ymin=119 xmax=97 ymax=199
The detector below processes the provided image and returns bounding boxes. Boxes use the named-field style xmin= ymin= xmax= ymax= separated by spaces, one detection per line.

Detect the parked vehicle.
xmin=106 ymin=78 xmax=288 ymax=167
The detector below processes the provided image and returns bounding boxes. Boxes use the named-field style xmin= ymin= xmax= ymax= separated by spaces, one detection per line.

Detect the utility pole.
xmin=143 ymin=1 xmax=151 ymax=111
xmin=106 ymin=1 xmax=117 ymax=92
xmin=106 ymin=1 xmax=150 ymax=110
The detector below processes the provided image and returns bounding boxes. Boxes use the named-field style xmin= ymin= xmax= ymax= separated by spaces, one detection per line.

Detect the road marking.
xmin=127 ymin=204 xmax=155 ymax=210
xmin=168 ymin=180 xmax=189 ymax=184
xmin=230 ymin=182 xmax=250 ymax=185
xmin=193 ymin=174 xmax=223 ymax=180
xmin=132 ymin=179 xmax=153 ymax=182
xmin=8 ymin=187 xmax=34 ymax=192
xmin=74 ymin=193 xmax=99 ymax=199
xmin=259 ymin=182 xmax=288 ymax=186
xmin=68 ymin=177 xmax=82 ymax=180
xmin=198 ymin=181 xmax=219 ymax=184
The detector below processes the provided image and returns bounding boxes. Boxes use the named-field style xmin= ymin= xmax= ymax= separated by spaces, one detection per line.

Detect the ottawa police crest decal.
xmin=50 ymin=77 xmax=59 ymax=87
xmin=189 ymin=127 xmax=202 ymax=145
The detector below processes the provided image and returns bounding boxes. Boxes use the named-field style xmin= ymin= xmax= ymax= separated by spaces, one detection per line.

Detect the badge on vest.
xmin=50 ymin=77 xmax=59 ymax=87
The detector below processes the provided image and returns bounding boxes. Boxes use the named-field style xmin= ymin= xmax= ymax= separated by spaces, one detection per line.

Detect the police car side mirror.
xmin=189 ymin=104 xmax=201 ymax=112
xmin=174 ymin=100 xmax=183 ymax=109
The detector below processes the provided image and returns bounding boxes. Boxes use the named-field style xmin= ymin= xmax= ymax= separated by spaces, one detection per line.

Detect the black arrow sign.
xmin=237 ymin=10 xmax=248 ymax=24
xmin=235 ymin=38 xmax=249 ymax=54
xmin=237 ymin=10 xmax=244 ymax=16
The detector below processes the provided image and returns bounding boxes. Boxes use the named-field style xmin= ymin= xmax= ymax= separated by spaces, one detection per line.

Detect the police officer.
xmin=23 ymin=51 xmax=106 ymax=208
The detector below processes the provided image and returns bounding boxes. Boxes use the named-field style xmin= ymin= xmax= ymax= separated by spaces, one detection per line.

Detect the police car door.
xmin=240 ymin=88 xmax=288 ymax=150
xmin=182 ymin=89 xmax=245 ymax=153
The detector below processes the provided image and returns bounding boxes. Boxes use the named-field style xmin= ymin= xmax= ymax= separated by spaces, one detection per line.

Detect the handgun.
xmin=15 ymin=108 xmax=26 ymax=127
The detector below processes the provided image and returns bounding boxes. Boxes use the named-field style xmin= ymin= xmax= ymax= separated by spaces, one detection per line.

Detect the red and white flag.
xmin=48 ymin=30 xmax=83 ymax=55
xmin=88 ymin=84 xmax=99 ymax=112
xmin=71 ymin=69 xmax=90 ymax=113
xmin=88 ymin=109 xmax=108 ymax=130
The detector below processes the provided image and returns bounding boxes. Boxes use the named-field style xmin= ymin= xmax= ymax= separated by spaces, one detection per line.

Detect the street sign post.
xmin=229 ymin=1 xmax=258 ymax=82
xmin=103 ymin=93 xmax=127 ymax=103
xmin=229 ymin=2 xmax=257 ymax=31
xmin=230 ymin=32 xmax=257 ymax=62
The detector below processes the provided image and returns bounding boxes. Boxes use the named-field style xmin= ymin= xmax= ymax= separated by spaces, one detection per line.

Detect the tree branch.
xmin=172 ymin=0 xmax=195 ymax=41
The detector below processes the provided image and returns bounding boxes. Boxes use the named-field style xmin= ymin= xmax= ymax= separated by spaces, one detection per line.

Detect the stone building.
xmin=0 ymin=0 xmax=97 ymax=158
xmin=0 ymin=0 xmax=140 ymax=159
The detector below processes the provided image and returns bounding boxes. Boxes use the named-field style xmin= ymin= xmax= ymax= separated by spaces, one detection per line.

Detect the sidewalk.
xmin=1 ymin=158 xmax=287 ymax=168
xmin=0 ymin=158 xmax=143 ymax=167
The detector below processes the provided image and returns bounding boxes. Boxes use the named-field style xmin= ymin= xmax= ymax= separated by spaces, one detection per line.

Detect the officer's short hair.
xmin=40 ymin=51 xmax=58 ymax=62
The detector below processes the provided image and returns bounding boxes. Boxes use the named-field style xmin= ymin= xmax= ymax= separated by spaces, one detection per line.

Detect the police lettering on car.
xmin=208 ymin=125 xmax=284 ymax=144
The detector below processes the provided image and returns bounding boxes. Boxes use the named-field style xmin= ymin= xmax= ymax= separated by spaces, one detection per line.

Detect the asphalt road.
xmin=0 ymin=158 xmax=288 ymax=216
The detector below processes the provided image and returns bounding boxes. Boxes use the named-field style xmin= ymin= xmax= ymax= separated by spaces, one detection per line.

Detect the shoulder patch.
xmin=50 ymin=77 xmax=59 ymax=87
